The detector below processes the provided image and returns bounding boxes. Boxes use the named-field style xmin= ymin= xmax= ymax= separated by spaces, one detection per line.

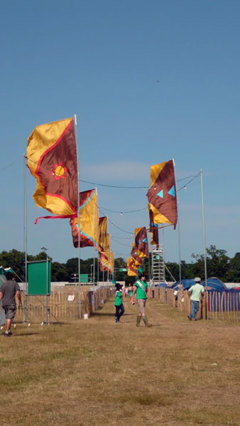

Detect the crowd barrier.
xmin=152 ymin=287 xmax=240 ymax=321
xmin=15 ymin=285 xmax=115 ymax=323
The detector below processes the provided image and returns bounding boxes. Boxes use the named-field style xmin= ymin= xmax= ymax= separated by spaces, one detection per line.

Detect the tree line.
xmin=0 ymin=245 xmax=240 ymax=283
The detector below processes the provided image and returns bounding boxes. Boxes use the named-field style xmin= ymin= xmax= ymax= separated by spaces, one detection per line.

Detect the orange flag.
xmin=127 ymin=257 xmax=141 ymax=277
xmin=134 ymin=227 xmax=149 ymax=258
xmin=99 ymin=217 xmax=108 ymax=253
xmin=70 ymin=189 xmax=98 ymax=248
xmin=27 ymin=118 xmax=78 ymax=220
xmin=147 ymin=159 xmax=177 ymax=228
xmin=148 ymin=204 xmax=159 ymax=246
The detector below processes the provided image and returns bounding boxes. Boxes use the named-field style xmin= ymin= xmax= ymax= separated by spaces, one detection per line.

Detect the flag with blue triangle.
xmin=134 ymin=227 xmax=149 ymax=258
xmin=147 ymin=159 xmax=177 ymax=228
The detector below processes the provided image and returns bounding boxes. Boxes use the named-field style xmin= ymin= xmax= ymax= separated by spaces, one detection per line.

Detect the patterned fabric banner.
xmin=70 ymin=189 xmax=98 ymax=248
xmin=134 ymin=227 xmax=149 ymax=258
xmin=27 ymin=118 xmax=78 ymax=219
xmin=147 ymin=159 xmax=177 ymax=228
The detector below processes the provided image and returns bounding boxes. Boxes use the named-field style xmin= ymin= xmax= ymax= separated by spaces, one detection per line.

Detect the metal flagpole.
xmin=93 ymin=188 xmax=97 ymax=285
xmin=200 ymin=169 xmax=207 ymax=283
xmin=46 ymin=254 xmax=49 ymax=325
xmin=173 ymin=158 xmax=182 ymax=284
xmin=97 ymin=193 xmax=100 ymax=285
xmin=102 ymin=218 xmax=106 ymax=284
xmin=177 ymin=208 xmax=182 ymax=284
xmin=23 ymin=155 xmax=28 ymax=322
xmin=74 ymin=114 xmax=81 ymax=317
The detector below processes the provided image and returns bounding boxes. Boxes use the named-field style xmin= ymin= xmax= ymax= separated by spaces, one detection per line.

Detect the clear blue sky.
xmin=1 ymin=0 xmax=240 ymax=266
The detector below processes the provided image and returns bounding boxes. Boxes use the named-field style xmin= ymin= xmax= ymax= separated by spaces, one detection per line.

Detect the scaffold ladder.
xmin=151 ymin=246 xmax=165 ymax=284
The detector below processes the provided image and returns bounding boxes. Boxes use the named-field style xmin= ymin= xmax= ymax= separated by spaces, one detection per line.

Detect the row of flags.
xmin=127 ymin=159 xmax=178 ymax=276
xmin=26 ymin=117 xmax=114 ymax=273
xmin=26 ymin=117 xmax=178 ymax=277
xmin=127 ymin=227 xmax=149 ymax=276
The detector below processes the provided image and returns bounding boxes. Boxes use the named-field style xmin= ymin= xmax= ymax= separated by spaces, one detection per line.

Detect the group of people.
xmin=114 ymin=274 xmax=205 ymax=325
xmin=114 ymin=273 xmax=152 ymax=327
xmin=0 ymin=271 xmax=205 ymax=336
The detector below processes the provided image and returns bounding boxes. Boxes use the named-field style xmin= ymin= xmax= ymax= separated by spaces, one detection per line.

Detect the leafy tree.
xmin=0 ymin=249 xmax=25 ymax=280
xmin=1 ymin=245 xmax=240 ymax=284
xmin=51 ymin=262 xmax=68 ymax=281
xmin=114 ymin=257 xmax=127 ymax=281
xmin=227 ymin=253 xmax=240 ymax=282
xmin=191 ymin=245 xmax=230 ymax=281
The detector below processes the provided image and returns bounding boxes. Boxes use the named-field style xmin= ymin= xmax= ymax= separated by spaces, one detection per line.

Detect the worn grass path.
xmin=0 ymin=297 xmax=240 ymax=425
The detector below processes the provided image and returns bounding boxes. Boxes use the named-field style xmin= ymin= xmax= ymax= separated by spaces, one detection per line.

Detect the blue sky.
xmin=1 ymin=0 xmax=240 ymax=265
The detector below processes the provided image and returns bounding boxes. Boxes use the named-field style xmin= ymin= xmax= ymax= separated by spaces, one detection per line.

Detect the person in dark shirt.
xmin=0 ymin=271 xmax=22 ymax=336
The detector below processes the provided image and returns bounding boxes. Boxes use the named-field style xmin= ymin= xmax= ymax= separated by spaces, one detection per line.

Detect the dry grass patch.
xmin=0 ymin=297 xmax=240 ymax=425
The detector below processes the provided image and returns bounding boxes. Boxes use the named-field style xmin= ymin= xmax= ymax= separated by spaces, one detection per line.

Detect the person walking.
xmin=127 ymin=281 xmax=135 ymax=305
xmin=187 ymin=277 xmax=205 ymax=321
xmin=0 ymin=271 xmax=22 ymax=336
xmin=114 ymin=283 xmax=125 ymax=323
xmin=131 ymin=274 xmax=152 ymax=327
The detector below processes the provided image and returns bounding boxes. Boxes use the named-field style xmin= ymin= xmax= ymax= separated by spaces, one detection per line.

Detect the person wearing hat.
xmin=187 ymin=277 xmax=205 ymax=321
xmin=114 ymin=283 xmax=125 ymax=323
xmin=131 ymin=273 xmax=152 ymax=327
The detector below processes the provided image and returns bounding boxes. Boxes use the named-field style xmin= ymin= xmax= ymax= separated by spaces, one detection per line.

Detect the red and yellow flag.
xmin=134 ymin=227 xmax=149 ymax=258
xmin=148 ymin=204 xmax=159 ymax=246
xmin=70 ymin=188 xmax=98 ymax=248
xmin=27 ymin=118 xmax=78 ymax=219
xmin=127 ymin=257 xmax=140 ymax=276
xmin=99 ymin=251 xmax=109 ymax=272
xmin=99 ymin=217 xmax=108 ymax=253
xmin=147 ymin=159 xmax=177 ymax=228
xmin=131 ymin=242 xmax=143 ymax=264
xmin=109 ymin=251 xmax=114 ymax=273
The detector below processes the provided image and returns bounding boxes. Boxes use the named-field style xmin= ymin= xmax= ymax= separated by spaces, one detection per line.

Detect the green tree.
xmin=114 ymin=257 xmax=127 ymax=281
xmin=51 ymin=262 xmax=68 ymax=281
xmin=0 ymin=249 xmax=25 ymax=280
xmin=191 ymin=245 xmax=230 ymax=281
xmin=227 ymin=253 xmax=240 ymax=282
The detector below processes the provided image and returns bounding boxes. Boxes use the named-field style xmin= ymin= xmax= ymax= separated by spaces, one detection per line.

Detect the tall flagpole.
xmin=24 ymin=155 xmax=28 ymax=322
xmin=97 ymin=196 xmax=100 ymax=285
xmin=200 ymin=169 xmax=207 ymax=283
xmin=173 ymin=158 xmax=182 ymax=283
xmin=74 ymin=114 xmax=81 ymax=317
xmin=93 ymin=187 xmax=97 ymax=285
xmin=177 ymin=205 xmax=182 ymax=284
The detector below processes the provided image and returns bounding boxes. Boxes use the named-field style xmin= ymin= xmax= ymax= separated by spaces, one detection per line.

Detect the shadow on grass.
xmin=13 ymin=333 xmax=40 ymax=337
xmin=92 ymin=312 xmax=135 ymax=317
xmin=91 ymin=312 xmax=115 ymax=317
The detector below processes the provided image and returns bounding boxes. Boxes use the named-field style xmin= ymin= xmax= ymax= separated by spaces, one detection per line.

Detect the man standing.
xmin=0 ymin=271 xmax=22 ymax=336
xmin=131 ymin=274 xmax=152 ymax=327
xmin=187 ymin=277 xmax=205 ymax=321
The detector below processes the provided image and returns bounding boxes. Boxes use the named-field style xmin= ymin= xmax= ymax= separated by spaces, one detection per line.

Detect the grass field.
xmin=0 ymin=296 xmax=240 ymax=425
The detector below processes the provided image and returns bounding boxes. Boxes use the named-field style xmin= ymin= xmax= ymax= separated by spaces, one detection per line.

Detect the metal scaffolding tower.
xmin=151 ymin=245 xmax=165 ymax=284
